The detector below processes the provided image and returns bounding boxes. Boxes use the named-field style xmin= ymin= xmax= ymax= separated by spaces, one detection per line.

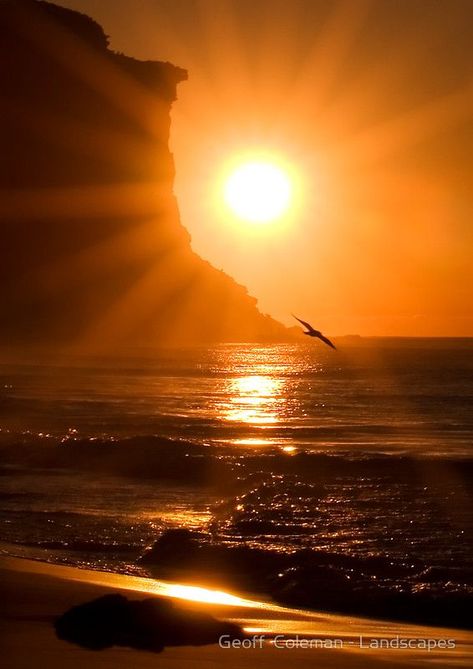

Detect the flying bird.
xmin=292 ymin=315 xmax=337 ymax=349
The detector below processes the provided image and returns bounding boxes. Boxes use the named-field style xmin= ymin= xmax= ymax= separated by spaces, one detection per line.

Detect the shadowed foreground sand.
xmin=1 ymin=556 xmax=472 ymax=668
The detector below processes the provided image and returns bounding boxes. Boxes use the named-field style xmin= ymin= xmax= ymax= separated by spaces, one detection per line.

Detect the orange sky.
xmin=56 ymin=0 xmax=472 ymax=336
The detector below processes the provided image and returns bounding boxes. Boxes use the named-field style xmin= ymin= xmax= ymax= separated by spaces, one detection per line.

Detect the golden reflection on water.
xmin=221 ymin=375 xmax=285 ymax=427
xmin=232 ymin=438 xmax=274 ymax=446
xmin=281 ymin=445 xmax=297 ymax=454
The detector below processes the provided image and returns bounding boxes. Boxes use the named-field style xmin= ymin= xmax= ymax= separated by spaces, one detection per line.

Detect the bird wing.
xmin=317 ymin=333 xmax=337 ymax=350
xmin=292 ymin=314 xmax=316 ymax=333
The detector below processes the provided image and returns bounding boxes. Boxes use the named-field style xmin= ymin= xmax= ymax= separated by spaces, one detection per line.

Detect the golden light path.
xmin=221 ymin=375 xmax=284 ymax=426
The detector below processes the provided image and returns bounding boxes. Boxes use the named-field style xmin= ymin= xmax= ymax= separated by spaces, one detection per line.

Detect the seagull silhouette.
xmin=292 ymin=315 xmax=337 ymax=349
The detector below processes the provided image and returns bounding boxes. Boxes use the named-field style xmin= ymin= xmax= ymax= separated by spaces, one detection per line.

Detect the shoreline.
xmin=1 ymin=555 xmax=472 ymax=668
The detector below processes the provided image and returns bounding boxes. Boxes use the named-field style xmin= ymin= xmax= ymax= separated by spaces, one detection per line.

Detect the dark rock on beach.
xmin=140 ymin=528 xmax=291 ymax=589
xmin=55 ymin=593 xmax=244 ymax=652
xmin=141 ymin=529 xmax=473 ymax=630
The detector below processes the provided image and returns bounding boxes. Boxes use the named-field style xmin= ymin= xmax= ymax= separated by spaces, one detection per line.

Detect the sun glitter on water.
xmin=224 ymin=160 xmax=292 ymax=224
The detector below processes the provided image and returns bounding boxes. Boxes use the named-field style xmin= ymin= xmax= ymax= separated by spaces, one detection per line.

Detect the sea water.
xmin=1 ymin=341 xmax=472 ymax=622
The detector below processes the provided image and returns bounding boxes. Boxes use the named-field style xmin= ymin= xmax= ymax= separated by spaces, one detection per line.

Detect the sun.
xmin=224 ymin=161 xmax=292 ymax=223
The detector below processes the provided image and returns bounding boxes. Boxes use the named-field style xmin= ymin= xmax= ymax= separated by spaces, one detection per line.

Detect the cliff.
xmin=0 ymin=0 xmax=288 ymax=347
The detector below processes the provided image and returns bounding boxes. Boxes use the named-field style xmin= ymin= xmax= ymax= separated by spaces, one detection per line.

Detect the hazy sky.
xmin=55 ymin=0 xmax=472 ymax=335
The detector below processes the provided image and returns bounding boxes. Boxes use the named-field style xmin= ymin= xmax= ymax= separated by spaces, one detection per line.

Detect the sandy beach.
xmin=1 ymin=555 xmax=472 ymax=668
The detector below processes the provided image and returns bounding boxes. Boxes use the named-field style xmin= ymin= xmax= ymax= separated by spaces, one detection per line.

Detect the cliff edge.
xmin=0 ymin=0 xmax=288 ymax=347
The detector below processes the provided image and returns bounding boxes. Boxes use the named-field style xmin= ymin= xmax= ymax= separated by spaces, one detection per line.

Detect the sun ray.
xmin=76 ymin=245 xmax=192 ymax=349
xmin=328 ymin=82 xmax=473 ymax=168
xmin=0 ymin=182 xmax=173 ymax=222
xmin=282 ymin=0 xmax=373 ymax=119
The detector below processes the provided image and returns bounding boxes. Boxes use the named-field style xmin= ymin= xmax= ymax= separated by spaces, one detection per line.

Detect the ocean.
xmin=1 ymin=340 xmax=472 ymax=627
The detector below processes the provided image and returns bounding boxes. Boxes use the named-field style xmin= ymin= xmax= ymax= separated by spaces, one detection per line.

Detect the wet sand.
xmin=1 ymin=555 xmax=472 ymax=668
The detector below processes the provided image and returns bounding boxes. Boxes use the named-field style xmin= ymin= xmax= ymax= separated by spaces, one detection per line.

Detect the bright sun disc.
xmin=224 ymin=161 xmax=292 ymax=223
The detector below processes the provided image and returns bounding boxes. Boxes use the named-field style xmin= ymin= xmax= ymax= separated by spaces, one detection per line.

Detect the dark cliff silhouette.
xmin=0 ymin=0 xmax=288 ymax=348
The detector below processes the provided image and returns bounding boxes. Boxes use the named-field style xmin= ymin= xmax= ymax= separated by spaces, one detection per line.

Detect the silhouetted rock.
xmin=0 ymin=0 xmax=289 ymax=347
xmin=140 ymin=528 xmax=292 ymax=590
xmin=140 ymin=529 xmax=203 ymax=564
xmin=55 ymin=593 xmax=244 ymax=652
xmin=139 ymin=528 xmax=473 ymax=630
